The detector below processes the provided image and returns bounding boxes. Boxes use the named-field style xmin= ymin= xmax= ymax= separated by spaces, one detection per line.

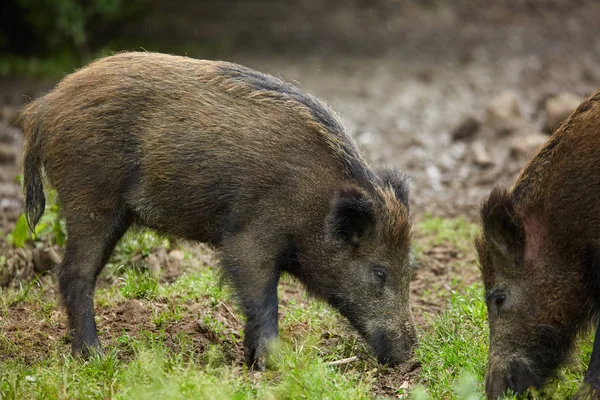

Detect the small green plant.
xmin=7 ymin=275 xmax=43 ymax=306
xmin=120 ymin=268 xmax=159 ymax=300
xmin=7 ymin=214 xmax=28 ymax=248
xmin=153 ymin=303 xmax=184 ymax=329
xmin=108 ymin=230 xmax=169 ymax=269
xmin=8 ymin=189 xmax=66 ymax=248
xmin=418 ymin=214 xmax=479 ymax=250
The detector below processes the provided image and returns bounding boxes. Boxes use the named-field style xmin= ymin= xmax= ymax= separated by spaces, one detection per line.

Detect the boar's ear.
xmin=376 ymin=166 xmax=410 ymax=208
xmin=327 ymin=186 xmax=375 ymax=246
xmin=482 ymin=187 xmax=525 ymax=266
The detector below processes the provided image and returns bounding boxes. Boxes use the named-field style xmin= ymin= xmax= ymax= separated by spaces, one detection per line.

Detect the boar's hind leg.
xmin=220 ymin=234 xmax=282 ymax=371
xmin=59 ymin=208 xmax=132 ymax=357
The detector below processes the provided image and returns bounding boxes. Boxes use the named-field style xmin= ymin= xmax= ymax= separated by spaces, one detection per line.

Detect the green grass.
xmin=413 ymin=284 xmax=488 ymax=399
xmin=417 ymin=214 xmax=479 ymax=251
xmin=119 ymin=268 xmax=160 ymax=300
xmin=0 ymin=262 xmax=374 ymax=399
xmin=411 ymin=284 xmax=595 ymax=400
xmin=0 ymin=339 xmax=373 ymax=400
xmin=1 ymin=216 xmax=596 ymax=399
xmin=3 ymin=271 xmax=593 ymax=399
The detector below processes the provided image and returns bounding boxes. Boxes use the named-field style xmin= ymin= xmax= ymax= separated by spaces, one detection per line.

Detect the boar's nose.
xmin=371 ymin=327 xmax=417 ymax=366
xmin=485 ymin=361 xmax=537 ymax=399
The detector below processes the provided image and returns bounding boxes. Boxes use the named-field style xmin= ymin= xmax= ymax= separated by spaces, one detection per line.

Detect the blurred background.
xmin=1 ymin=0 xmax=600 ymax=285
xmin=2 ymin=5 xmax=600 ymax=394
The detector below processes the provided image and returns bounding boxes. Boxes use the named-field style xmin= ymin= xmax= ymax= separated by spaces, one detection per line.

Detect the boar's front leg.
xmin=220 ymin=233 xmax=281 ymax=371
xmin=576 ymin=322 xmax=600 ymax=399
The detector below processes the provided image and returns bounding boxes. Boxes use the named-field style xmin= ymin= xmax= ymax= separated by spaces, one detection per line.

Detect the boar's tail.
xmin=20 ymin=99 xmax=47 ymax=232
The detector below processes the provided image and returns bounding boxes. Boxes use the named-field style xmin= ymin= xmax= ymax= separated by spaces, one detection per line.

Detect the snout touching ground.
xmin=367 ymin=319 xmax=418 ymax=366
xmin=485 ymin=358 xmax=544 ymax=399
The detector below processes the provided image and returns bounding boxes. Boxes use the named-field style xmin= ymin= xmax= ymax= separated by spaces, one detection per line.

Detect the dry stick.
xmin=326 ymin=356 xmax=358 ymax=366
xmin=220 ymin=301 xmax=240 ymax=323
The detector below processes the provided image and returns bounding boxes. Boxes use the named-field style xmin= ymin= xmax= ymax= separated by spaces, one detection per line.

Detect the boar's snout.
xmin=369 ymin=323 xmax=418 ymax=366
xmin=485 ymin=359 xmax=539 ymax=399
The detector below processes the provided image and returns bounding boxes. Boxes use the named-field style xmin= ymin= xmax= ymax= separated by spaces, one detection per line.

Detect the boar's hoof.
xmin=246 ymin=355 xmax=267 ymax=372
xmin=72 ymin=345 xmax=103 ymax=360
xmin=72 ymin=340 xmax=102 ymax=360
xmin=251 ymin=360 xmax=266 ymax=372
xmin=572 ymin=383 xmax=600 ymax=400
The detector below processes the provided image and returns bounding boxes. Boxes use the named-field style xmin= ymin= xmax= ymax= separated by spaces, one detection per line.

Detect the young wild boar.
xmin=476 ymin=90 xmax=600 ymax=398
xmin=20 ymin=52 xmax=417 ymax=369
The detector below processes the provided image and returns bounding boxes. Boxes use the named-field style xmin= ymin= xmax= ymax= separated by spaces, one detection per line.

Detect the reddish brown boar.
xmin=20 ymin=52 xmax=417 ymax=369
xmin=476 ymin=90 xmax=600 ymax=398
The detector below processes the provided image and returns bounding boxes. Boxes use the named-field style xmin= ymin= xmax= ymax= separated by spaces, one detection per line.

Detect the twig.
xmin=220 ymin=301 xmax=240 ymax=323
xmin=326 ymin=356 xmax=357 ymax=366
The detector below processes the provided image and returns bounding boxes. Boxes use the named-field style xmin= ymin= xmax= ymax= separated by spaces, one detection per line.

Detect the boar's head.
xmin=317 ymin=168 xmax=417 ymax=366
xmin=476 ymin=187 xmax=593 ymax=399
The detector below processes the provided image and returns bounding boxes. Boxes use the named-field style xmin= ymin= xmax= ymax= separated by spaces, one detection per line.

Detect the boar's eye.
xmin=485 ymin=290 xmax=507 ymax=315
xmin=373 ymin=266 xmax=387 ymax=284
xmin=495 ymin=293 xmax=507 ymax=309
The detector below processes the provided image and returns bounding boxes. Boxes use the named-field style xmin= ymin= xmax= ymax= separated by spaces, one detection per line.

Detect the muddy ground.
xmin=1 ymin=0 xmax=600 ymax=396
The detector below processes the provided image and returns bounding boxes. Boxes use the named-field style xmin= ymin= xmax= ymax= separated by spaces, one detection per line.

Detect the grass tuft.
xmin=119 ymin=268 xmax=160 ymax=300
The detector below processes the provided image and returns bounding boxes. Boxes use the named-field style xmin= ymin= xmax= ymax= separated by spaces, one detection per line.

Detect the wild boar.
xmin=476 ymin=90 xmax=600 ymax=398
xmin=20 ymin=51 xmax=417 ymax=369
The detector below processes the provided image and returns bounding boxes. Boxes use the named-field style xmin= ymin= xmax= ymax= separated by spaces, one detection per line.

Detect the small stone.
xmin=0 ymin=183 xmax=19 ymax=198
xmin=32 ymin=248 xmax=56 ymax=273
xmin=510 ymin=132 xmax=548 ymax=158
xmin=486 ymin=91 xmax=523 ymax=136
xmin=46 ymin=247 xmax=62 ymax=264
xmin=168 ymin=249 xmax=185 ymax=261
xmin=543 ymin=92 xmax=581 ymax=133
xmin=146 ymin=253 xmax=161 ymax=278
xmin=451 ymin=116 xmax=480 ymax=141
xmin=471 ymin=142 xmax=494 ymax=167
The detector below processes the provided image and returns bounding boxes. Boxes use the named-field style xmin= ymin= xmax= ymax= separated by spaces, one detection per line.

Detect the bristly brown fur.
xmin=215 ymin=61 xmax=377 ymax=191
xmin=18 ymin=51 xmax=416 ymax=369
xmin=511 ymin=90 xmax=600 ymax=208
xmin=479 ymin=89 xmax=600 ymax=398
xmin=476 ymin=186 xmax=519 ymax=284
xmin=378 ymin=186 xmax=412 ymax=254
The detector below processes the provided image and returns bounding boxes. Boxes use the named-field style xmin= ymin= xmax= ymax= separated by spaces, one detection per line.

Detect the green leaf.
xmin=53 ymin=219 xmax=66 ymax=246
xmin=11 ymin=214 xmax=30 ymax=248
